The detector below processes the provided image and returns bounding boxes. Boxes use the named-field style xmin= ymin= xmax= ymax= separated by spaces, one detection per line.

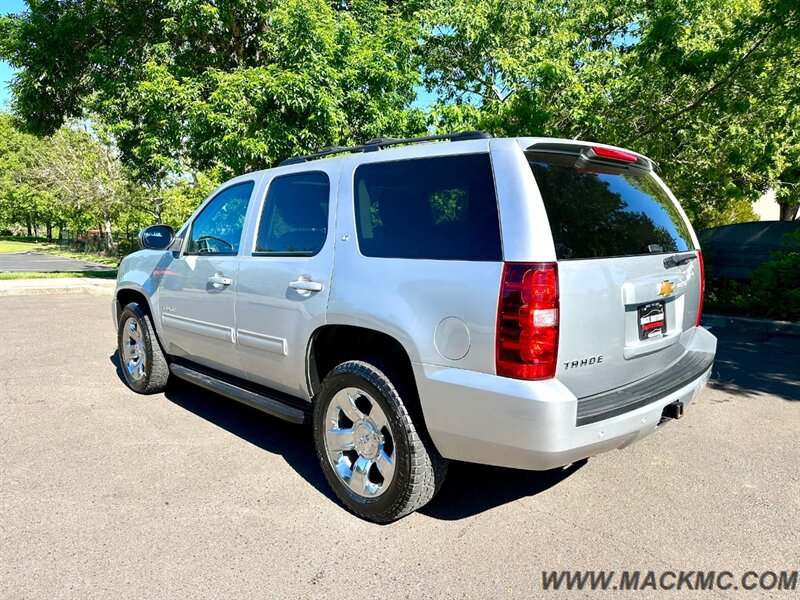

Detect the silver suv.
xmin=114 ymin=132 xmax=717 ymax=522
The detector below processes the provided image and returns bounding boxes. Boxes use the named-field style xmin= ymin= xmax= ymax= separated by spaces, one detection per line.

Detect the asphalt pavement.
xmin=0 ymin=251 xmax=112 ymax=272
xmin=1 ymin=294 xmax=798 ymax=599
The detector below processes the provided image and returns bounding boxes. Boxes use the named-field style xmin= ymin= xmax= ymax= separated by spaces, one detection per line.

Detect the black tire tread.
xmin=314 ymin=360 xmax=448 ymax=522
xmin=118 ymin=302 xmax=170 ymax=394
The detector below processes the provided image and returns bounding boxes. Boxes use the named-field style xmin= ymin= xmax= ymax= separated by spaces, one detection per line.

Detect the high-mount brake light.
xmin=591 ymin=146 xmax=638 ymax=163
xmin=496 ymin=263 xmax=559 ymax=380
xmin=696 ymin=250 xmax=705 ymax=327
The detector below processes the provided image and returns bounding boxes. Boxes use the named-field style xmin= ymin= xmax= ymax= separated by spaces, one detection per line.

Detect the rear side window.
xmin=528 ymin=152 xmax=694 ymax=260
xmin=354 ymin=154 xmax=502 ymax=261
xmin=255 ymin=172 xmax=330 ymax=256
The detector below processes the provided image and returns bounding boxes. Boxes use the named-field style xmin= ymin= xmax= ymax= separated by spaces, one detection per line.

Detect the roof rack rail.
xmin=279 ymin=130 xmax=491 ymax=166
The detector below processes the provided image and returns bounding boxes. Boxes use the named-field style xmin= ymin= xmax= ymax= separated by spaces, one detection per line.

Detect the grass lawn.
xmin=0 ymin=271 xmax=117 ymax=280
xmin=0 ymin=238 xmax=119 ymax=266
xmin=0 ymin=240 xmax=49 ymax=253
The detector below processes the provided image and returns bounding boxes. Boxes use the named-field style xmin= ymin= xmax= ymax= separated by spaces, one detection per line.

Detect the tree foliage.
xmin=0 ymin=114 xmax=63 ymax=237
xmin=0 ymin=114 xmax=141 ymax=242
xmin=1 ymin=0 xmax=424 ymax=179
xmin=417 ymin=0 xmax=800 ymax=227
xmin=1 ymin=0 xmax=799 ymax=236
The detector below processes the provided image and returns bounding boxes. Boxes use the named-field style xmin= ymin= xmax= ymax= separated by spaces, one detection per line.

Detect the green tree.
xmin=0 ymin=113 xmax=66 ymax=238
xmin=25 ymin=126 xmax=130 ymax=249
xmin=418 ymin=0 xmax=800 ymax=228
xmin=4 ymin=0 xmax=798 ymax=232
xmin=1 ymin=0 xmax=425 ymax=179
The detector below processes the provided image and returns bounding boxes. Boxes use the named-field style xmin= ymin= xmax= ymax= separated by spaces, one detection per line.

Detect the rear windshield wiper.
xmin=663 ymin=252 xmax=697 ymax=269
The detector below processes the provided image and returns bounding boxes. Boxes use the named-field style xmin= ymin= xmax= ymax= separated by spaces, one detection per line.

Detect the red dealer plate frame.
xmin=638 ymin=301 xmax=666 ymax=340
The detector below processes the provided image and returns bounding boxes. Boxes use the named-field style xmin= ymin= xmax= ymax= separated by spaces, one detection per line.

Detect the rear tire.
xmin=117 ymin=302 xmax=170 ymax=394
xmin=313 ymin=360 xmax=448 ymax=523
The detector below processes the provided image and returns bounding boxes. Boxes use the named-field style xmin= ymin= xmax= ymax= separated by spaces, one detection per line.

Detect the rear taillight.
xmin=696 ymin=250 xmax=705 ymax=327
xmin=496 ymin=262 xmax=559 ymax=380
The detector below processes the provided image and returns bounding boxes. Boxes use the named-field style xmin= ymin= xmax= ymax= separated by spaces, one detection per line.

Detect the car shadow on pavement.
xmin=110 ymin=351 xmax=587 ymax=521
xmin=164 ymin=384 xmax=336 ymax=498
xmin=708 ymin=329 xmax=800 ymax=402
xmin=109 ymin=351 xmax=334 ymax=501
xmin=420 ymin=459 xmax=586 ymax=521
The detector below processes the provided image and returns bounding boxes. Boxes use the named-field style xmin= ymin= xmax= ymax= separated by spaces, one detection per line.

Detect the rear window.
xmin=528 ymin=152 xmax=694 ymax=260
xmin=354 ymin=154 xmax=502 ymax=261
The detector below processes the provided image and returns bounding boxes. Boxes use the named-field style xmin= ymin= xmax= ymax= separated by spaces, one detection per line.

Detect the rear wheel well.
xmin=308 ymin=325 xmax=418 ymax=403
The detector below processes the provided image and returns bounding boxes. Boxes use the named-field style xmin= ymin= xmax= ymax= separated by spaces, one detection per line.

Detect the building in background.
xmin=753 ymin=189 xmax=782 ymax=221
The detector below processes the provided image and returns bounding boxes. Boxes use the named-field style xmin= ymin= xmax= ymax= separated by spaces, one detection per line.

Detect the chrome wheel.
xmin=121 ymin=316 xmax=147 ymax=382
xmin=324 ymin=387 xmax=396 ymax=498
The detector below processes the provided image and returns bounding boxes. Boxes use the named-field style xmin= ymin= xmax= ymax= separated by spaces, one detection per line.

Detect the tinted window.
xmin=354 ymin=154 xmax=501 ymax=261
xmin=528 ymin=152 xmax=694 ymax=260
xmin=186 ymin=181 xmax=254 ymax=255
xmin=255 ymin=172 xmax=330 ymax=255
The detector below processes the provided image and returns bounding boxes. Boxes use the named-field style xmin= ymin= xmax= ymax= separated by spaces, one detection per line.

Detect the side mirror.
xmin=138 ymin=225 xmax=175 ymax=250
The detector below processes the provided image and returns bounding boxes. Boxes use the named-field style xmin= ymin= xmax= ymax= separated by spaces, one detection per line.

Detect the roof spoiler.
xmin=526 ymin=142 xmax=655 ymax=171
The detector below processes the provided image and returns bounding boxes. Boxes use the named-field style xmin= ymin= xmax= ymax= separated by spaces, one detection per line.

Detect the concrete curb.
xmin=702 ymin=313 xmax=800 ymax=336
xmin=0 ymin=278 xmax=115 ymax=297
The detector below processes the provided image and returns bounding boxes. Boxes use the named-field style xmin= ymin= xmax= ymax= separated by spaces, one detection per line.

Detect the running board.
xmin=169 ymin=363 xmax=309 ymax=425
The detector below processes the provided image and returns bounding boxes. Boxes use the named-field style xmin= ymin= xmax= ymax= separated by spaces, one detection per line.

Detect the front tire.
xmin=313 ymin=360 xmax=448 ymax=522
xmin=117 ymin=302 xmax=170 ymax=394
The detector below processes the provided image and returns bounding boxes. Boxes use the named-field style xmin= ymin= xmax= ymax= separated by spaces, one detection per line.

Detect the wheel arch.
xmin=115 ymin=285 xmax=153 ymax=324
xmin=306 ymin=324 xmax=419 ymax=403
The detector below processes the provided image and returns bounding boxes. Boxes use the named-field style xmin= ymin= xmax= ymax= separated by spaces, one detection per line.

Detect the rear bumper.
xmin=415 ymin=326 xmax=717 ymax=471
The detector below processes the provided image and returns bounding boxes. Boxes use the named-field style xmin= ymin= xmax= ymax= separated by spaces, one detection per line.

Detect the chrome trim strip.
xmin=237 ymin=329 xmax=288 ymax=356
xmin=162 ymin=313 xmax=235 ymax=343
xmin=622 ymin=274 xmax=686 ymax=305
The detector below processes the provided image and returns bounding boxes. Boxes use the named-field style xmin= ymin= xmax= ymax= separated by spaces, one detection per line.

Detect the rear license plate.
xmin=638 ymin=301 xmax=666 ymax=340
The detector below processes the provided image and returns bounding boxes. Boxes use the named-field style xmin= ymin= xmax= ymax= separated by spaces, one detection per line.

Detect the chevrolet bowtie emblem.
xmin=658 ymin=280 xmax=675 ymax=297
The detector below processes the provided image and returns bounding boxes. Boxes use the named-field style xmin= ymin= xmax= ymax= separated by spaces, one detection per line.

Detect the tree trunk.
xmin=46 ymin=222 xmax=53 ymax=242
xmin=33 ymin=222 xmax=38 ymax=237
xmin=779 ymin=203 xmax=799 ymax=221
xmin=26 ymin=219 xmax=32 ymax=237
xmin=153 ymin=197 xmax=163 ymax=224
xmin=104 ymin=213 xmax=114 ymax=251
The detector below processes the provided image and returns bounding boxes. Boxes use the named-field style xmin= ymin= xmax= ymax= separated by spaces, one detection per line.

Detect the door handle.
xmin=208 ymin=275 xmax=232 ymax=287
xmin=289 ymin=277 xmax=324 ymax=292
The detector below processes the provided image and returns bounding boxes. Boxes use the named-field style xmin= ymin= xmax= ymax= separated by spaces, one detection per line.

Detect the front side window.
xmin=354 ymin=154 xmax=502 ymax=261
xmin=255 ymin=172 xmax=330 ymax=256
xmin=185 ymin=181 xmax=254 ymax=255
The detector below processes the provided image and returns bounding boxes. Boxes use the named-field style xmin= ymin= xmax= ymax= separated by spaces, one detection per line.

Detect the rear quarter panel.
xmin=328 ymin=141 xmax=505 ymax=373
